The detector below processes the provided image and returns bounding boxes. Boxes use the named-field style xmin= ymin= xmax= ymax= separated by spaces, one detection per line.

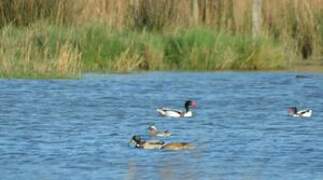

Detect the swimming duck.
xmin=156 ymin=100 xmax=197 ymax=118
xmin=288 ymin=107 xmax=312 ymax=118
xmin=148 ymin=125 xmax=172 ymax=137
xmin=129 ymin=135 xmax=194 ymax=151
xmin=129 ymin=135 xmax=165 ymax=150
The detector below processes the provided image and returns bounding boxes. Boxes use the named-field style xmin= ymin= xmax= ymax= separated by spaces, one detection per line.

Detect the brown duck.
xmin=148 ymin=125 xmax=172 ymax=137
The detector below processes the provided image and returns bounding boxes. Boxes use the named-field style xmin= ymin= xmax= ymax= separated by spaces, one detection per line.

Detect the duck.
xmin=129 ymin=135 xmax=194 ymax=151
xmin=129 ymin=135 xmax=165 ymax=150
xmin=156 ymin=100 xmax=197 ymax=118
xmin=148 ymin=125 xmax=172 ymax=137
xmin=288 ymin=107 xmax=312 ymax=118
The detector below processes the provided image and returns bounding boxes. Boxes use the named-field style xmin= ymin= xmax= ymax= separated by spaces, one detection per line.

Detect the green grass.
xmin=0 ymin=23 xmax=82 ymax=79
xmin=164 ymin=28 xmax=286 ymax=70
xmin=0 ymin=23 xmax=306 ymax=78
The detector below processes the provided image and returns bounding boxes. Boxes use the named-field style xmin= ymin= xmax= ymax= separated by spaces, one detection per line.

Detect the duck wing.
xmin=156 ymin=107 xmax=183 ymax=117
xmin=158 ymin=107 xmax=182 ymax=114
xmin=298 ymin=109 xmax=310 ymax=114
xmin=162 ymin=142 xmax=194 ymax=150
xmin=146 ymin=139 xmax=165 ymax=145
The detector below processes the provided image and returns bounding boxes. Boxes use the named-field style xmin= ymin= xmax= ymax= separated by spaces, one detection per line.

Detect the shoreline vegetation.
xmin=0 ymin=0 xmax=322 ymax=78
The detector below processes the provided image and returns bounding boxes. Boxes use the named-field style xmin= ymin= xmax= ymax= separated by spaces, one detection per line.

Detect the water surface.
xmin=1 ymin=72 xmax=323 ymax=180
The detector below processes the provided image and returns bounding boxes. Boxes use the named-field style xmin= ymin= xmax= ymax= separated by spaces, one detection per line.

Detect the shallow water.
xmin=1 ymin=72 xmax=323 ymax=180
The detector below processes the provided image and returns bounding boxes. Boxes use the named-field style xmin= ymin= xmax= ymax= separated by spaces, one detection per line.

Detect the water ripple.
xmin=0 ymin=72 xmax=323 ymax=179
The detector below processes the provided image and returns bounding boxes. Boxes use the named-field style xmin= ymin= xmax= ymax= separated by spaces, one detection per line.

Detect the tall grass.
xmin=0 ymin=23 xmax=81 ymax=78
xmin=0 ymin=0 xmax=322 ymax=78
xmin=0 ymin=0 xmax=74 ymax=26
xmin=0 ymin=23 xmax=287 ymax=78
xmin=164 ymin=28 xmax=285 ymax=70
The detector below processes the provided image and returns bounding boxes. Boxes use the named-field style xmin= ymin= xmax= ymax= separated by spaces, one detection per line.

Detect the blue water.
xmin=1 ymin=72 xmax=323 ymax=180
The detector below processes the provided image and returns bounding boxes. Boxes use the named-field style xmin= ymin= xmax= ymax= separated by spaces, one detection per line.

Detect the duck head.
xmin=148 ymin=125 xmax=158 ymax=136
xmin=129 ymin=135 xmax=144 ymax=147
xmin=185 ymin=100 xmax=197 ymax=112
xmin=288 ymin=107 xmax=297 ymax=115
xmin=148 ymin=125 xmax=158 ymax=131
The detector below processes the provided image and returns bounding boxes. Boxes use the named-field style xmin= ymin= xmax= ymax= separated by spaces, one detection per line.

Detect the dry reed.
xmin=0 ymin=0 xmax=322 ymax=78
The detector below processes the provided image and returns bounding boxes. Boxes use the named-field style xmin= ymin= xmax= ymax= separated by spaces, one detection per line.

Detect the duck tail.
xmin=156 ymin=108 xmax=165 ymax=115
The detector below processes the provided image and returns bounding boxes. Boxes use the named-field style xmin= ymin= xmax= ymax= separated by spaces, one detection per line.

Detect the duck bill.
xmin=191 ymin=101 xmax=197 ymax=108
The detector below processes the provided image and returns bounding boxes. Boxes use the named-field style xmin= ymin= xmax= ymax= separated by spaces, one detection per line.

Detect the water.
xmin=1 ymin=72 xmax=323 ymax=180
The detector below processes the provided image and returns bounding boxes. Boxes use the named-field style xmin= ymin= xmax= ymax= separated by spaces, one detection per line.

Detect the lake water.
xmin=1 ymin=72 xmax=323 ymax=180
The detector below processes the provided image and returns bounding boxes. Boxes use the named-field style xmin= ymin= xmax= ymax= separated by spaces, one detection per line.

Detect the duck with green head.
xmin=129 ymin=135 xmax=165 ymax=150
xmin=129 ymin=135 xmax=194 ymax=151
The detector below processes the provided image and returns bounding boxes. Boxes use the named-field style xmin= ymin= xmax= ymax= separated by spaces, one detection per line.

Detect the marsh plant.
xmin=0 ymin=0 xmax=322 ymax=78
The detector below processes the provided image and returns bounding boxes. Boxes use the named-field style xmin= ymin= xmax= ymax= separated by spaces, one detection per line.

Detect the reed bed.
xmin=0 ymin=0 xmax=322 ymax=78
xmin=0 ymin=24 xmax=81 ymax=78
xmin=0 ymin=24 xmax=286 ymax=77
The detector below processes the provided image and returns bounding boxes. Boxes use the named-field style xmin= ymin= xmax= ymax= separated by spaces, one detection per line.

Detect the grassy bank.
xmin=0 ymin=23 xmax=291 ymax=78
xmin=0 ymin=0 xmax=322 ymax=78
